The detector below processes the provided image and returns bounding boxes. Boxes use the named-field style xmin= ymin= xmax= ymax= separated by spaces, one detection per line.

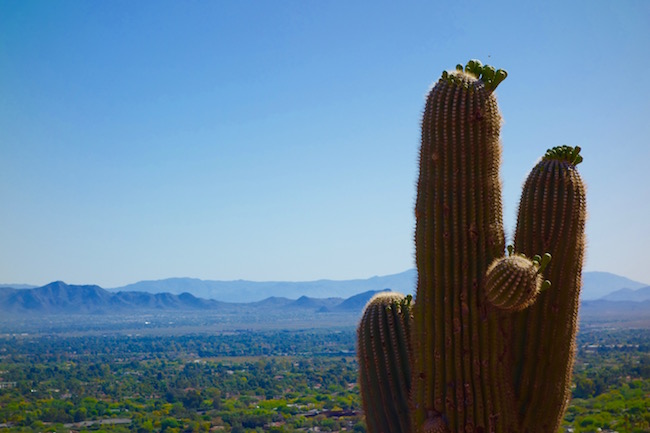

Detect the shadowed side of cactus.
xmin=510 ymin=146 xmax=587 ymax=432
xmin=357 ymin=292 xmax=413 ymax=433
xmin=411 ymin=60 xmax=517 ymax=433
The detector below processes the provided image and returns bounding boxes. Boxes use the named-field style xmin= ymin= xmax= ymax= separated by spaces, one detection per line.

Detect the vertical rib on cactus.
xmin=510 ymin=146 xmax=586 ymax=432
xmin=411 ymin=61 xmax=515 ymax=432
xmin=357 ymin=292 xmax=413 ymax=433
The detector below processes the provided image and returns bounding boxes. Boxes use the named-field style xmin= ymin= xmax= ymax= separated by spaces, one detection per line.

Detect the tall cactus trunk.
xmin=411 ymin=63 xmax=516 ymax=433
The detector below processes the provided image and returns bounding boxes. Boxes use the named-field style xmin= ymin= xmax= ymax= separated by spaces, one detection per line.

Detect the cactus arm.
xmin=510 ymin=146 xmax=587 ymax=432
xmin=485 ymin=249 xmax=551 ymax=312
xmin=357 ymin=292 xmax=413 ymax=433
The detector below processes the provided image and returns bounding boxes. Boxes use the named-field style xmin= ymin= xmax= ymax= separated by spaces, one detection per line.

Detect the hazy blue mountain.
xmin=110 ymin=290 xmax=221 ymax=310
xmin=600 ymin=286 xmax=650 ymax=302
xmin=0 ymin=281 xmax=224 ymax=314
xmin=246 ymin=291 xmax=392 ymax=312
xmin=109 ymin=270 xmax=417 ymax=303
xmin=0 ymin=287 xmax=16 ymax=298
xmin=580 ymin=271 xmax=647 ymax=300
xmin=2 ymin=270 xmax=647 ymax=317
xmin=1 ymin=278 xmax=648 ymax=327
xmin=247 ymin=296 xmax=294 ymax=309
xmin=580 ymin=299 xmax=650 ymax=324
xmin=0 ymin=283 xmax=37 ymax=289
xmin=107 ymin=270 xmax=646 ymax=303
xmin=288 ymin=296 xmax=343 ymax=310
xmin=0 ymin=281 xmax=112 ymax=313
xmin=331 ymin=289 xmax=392 ymax=312
xmin=0 ymin=281 xmax=394 ymax=316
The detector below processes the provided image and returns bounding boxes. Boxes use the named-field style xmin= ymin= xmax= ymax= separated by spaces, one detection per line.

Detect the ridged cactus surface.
xmin=357 ymin=292 xmax=413 ymax=433
xmin=412 ymin=60 xmax=516 ymax=433
xmin=510 ymin=146 xmax=587 ymax=432
xmin=357 ymin=60 xmax=587 ymax=433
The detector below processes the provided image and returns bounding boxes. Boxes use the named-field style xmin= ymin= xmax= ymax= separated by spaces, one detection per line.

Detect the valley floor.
xmin=0 ymin=324 xmax=648 ymax=432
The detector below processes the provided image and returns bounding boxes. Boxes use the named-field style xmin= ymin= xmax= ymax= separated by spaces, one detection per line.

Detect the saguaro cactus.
xmin=357 ymin=60 xmax=586 ymax=433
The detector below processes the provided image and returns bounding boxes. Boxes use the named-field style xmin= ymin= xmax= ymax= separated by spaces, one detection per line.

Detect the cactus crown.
xmin=543 ymin=145 xmax=583 ymax=165
xmin=440 ymin=59 xmax=508 ymax=92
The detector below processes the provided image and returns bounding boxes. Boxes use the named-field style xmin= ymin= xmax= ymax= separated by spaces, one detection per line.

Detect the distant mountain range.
xmin=580 ymin=271 xmax=647 ymax=300
xmin=599 ymin=286 xmax=650 ymax=302
xmin=110 ymin=270 xmax=648 ymax=303
xmin=0 ymin=281 xmax=390 ymax=316
xmin=0 ymin=283 xmax=37 ymax=290
xmin=0 ymin=282 xmax=221 ymax=314
xmin=0 ymin=270 xmax=648 ymax=317
xmin=108 ymin=270 xmax=417 ymax=303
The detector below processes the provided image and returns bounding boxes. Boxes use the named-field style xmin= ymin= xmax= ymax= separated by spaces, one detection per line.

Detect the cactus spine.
xmin=358 ymin=292 xmax=413 ymax=433
xmin=357 ymin=60 xmax=586 ymax=433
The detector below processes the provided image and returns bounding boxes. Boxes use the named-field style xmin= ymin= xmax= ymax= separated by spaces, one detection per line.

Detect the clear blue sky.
xmin=1 ymin=1 xmax=649 ymax=288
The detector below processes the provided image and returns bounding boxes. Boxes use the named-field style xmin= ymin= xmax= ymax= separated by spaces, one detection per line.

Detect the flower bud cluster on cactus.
xmin=357 ymin=60 xmax=586 ymax=433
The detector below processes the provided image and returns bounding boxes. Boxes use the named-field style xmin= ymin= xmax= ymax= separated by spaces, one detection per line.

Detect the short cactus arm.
xmin=357 ymin=292 xmax=413 ymax=433
xmin=485 ymin=249 xmax=551 ymax=312
xmin=510 ymin=145 xmax=587 ymax=432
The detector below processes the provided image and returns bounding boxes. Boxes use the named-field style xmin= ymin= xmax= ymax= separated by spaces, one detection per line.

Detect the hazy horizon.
xmin=2 ymin=269 xmax=649 ymax=293
xmin=2 ymin=1 xmax=649 ymax=287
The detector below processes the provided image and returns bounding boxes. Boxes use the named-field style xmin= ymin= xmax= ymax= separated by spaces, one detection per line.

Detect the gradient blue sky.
xmin=1 ymin=1 xmax=649 ymax=288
